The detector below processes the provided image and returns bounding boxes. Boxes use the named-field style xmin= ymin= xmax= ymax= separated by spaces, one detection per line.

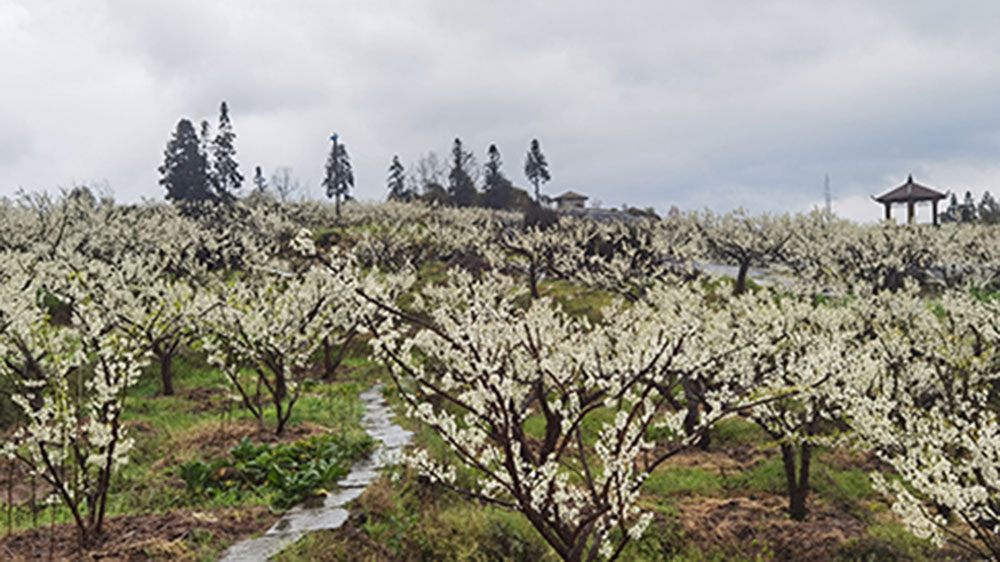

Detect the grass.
xmin=710 ymin=417 xmax=768 ymax=449
xmin=1 ymin=346 xmax=379 ymax=538
xmin=523 ymin=406 xmax=619 ymax=448
xmin=538 ymin=279 xmax=616 ymax=324
xmin=832 ymin=521 xmax=944 ymax=561
xmin=721 ymin=449 xmax=875 ymax=521
xmin=644 ymin=466 xmax=725 ymax=497
xmin=285 ymin=382 xmax=366 ymax=430
xmin=276 ymin=471 xmax=559 ymax=562
xmin=725 ymin=454 xmax=787 ymax=495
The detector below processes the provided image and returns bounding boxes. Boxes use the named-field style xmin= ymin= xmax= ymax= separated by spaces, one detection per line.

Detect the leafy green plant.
xmin=179 ymin=433 xmax=375 ymax=510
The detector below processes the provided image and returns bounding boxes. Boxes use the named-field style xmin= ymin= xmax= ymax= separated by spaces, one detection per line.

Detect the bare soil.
xmin=661 ymin=443 xmax=766 ymax=474
xmin=0 ymin=459 xmax=51 ymax=507
xmin=676 ymin=494 xmax=866 ymax=560
xmin=0 ymin=507 xmax=277 ymax=561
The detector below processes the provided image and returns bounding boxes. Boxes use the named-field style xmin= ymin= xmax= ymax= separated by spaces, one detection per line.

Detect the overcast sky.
xmin=3 ymin=1 xmax=1000 ymax=222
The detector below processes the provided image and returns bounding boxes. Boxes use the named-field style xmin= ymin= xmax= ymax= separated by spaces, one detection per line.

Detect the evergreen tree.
xmin=252 ymin=165 xmax=267 ymax=193
xmin=212 ymin=101 xmax=243 ymax=200
xmin=387 ymin=155 xmax=409 ymax=201
xmin=482 ymin=144 xmax=513 ymax=209
xmin=961 ymin=190 xmax=978 ymax=223
xmin=159 ymin=118 xmax=214 ymax=205
xmin=199 ymin=120 xmax=214 ymax=188
xmin=941 ymin=193 xmax=959 ymax=223
xmin=323 ymin=137 xmax=354 ymax=217
xmin=448 ymin=138 xmax=478 ymax=207
xmin=524 ymin=138 xmax=551 ymax=204
xmin=979 ymin=191 xmax=1000 ymax=224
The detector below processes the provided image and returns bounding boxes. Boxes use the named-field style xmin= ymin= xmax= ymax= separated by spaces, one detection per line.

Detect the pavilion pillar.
xmin=884 ymin=203 xmax=891 ymax=221
xmin=907 ymin=200 xmax=915 ymax=224
xmin=933 ymin=200 xmax=939 ymax=226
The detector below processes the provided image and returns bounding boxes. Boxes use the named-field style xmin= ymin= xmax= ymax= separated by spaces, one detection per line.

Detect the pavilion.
xmin=872 ymin=175 xmax=947 ymax=225
xmin=553 ymin=190 xmax=589 ymax=211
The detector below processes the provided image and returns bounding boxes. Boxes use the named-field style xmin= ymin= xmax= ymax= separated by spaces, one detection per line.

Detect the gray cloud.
xmin=0 ymin=113 xmax=32 ymax=169
xmin=3 ymin=1 xmax=1000 ymax=222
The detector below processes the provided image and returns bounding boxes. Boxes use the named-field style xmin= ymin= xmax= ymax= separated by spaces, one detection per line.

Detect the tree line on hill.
xmin=159 ymin=103 xmax=552 ymax=216
xmin=386 ymin=137 xmax=551 ymax=212
xmin=940 ymin=189 xmax=1000 ymax=224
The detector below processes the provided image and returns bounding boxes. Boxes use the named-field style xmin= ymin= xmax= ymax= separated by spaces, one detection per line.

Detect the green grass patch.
xmin=644 ymin=466 xmax=724 ymax=497
xmin=538 ymin=279 xmax=615 ymax=324
xmin=724 ymin=454 xmax=786 ymax=494
xmin=814 ymin=465 xmax=872 ymax=506
xmin=285 ymin=382 xmax=366 ymax=430
xmin=723 ymin=450 xmax=875 ymax=519
xmin=523 ymin=413 xmax=545 ymax=439
xmin=832 ymin=521 xmax=939 ymax=561
xmin=710 ymin=417 xmax=767 ymax=449
xmin=525 ymin=406 xmax=618 ymax=448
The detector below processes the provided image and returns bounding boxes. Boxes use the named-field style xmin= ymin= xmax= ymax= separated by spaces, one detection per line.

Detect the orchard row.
xmin=2 ymin=194 xmax=1000 ymax=559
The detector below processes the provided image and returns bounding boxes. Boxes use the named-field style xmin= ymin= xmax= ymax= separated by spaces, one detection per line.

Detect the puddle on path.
xmin=220 ymin=385 xmax=413 ymax=561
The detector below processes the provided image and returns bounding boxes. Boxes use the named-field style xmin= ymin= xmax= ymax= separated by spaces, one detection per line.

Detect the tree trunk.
xmin=159 ymin=350 xmax=175 ymax=396
xmin=682 ymin=379 xmax=710 ymax=450
xmin=781 ymin=442 xmax=812 ymax=521
xmin=275 ymin=408 xmax=288 ymax=436
xmin=323 ymin=336 xmax=332 ymax=379
xmin=529 ymin=258 xmax=540 ymax=299
xmin=735 ymin=261 xmax=750 ymax=296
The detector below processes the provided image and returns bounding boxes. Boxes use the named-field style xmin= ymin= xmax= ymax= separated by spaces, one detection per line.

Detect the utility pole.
xmin=824 ymin=173 xmax=832 ymax=214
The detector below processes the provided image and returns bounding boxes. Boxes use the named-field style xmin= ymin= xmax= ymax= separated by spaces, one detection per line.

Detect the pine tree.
xmin=387 ymin=155 xmax=409 ymax=201
xmin=212 ymin=101 xmax=243 ymax=200
xmin=961 ymin=190 xmax=978 ymax=223
xmin=159 ymin=118 xmax=213 ymax=205
xmin=323 ymin=137 xmax=354 ymax=217
xmin=252 ymin=165 xmax=267 ymax=193
xmin=980 ymin=191 xmax=1000 ymax=224
xmin=199 ymin=120 xmax=214 ymax=190
xmin=448 ymin=138 xmax=478 ymax=207
xmin=482 ymin=144 xmax=513 ymax=209
xmin=524 ymin=139 xmax=551 ymax=204
xmin=941 ymin=193 xmax=959 ymax=222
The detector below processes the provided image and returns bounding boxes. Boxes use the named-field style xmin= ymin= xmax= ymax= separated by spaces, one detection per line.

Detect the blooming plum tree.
xmin=362 ymin=271 xmax=789 ymax=561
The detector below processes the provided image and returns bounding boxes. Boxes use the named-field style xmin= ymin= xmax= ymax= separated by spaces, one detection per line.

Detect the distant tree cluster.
xmin=160 ymin=103 xmax=322 ymax=210
xmin=940 ymin=190 xmax=1000 ymax=224
xmin=159 ymin=101 xmax=243 ymax=209
xmin=386 ymin=138 xmax=551 ymax=212
xmin=159 ymin=107 xmax=551 ymax=216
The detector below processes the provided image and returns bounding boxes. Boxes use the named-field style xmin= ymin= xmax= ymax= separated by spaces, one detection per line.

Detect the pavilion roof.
xmin=873 ymin=175 xmax=947 ymax=203
xmin=553 ymin=190 xmax=589 ymax=200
